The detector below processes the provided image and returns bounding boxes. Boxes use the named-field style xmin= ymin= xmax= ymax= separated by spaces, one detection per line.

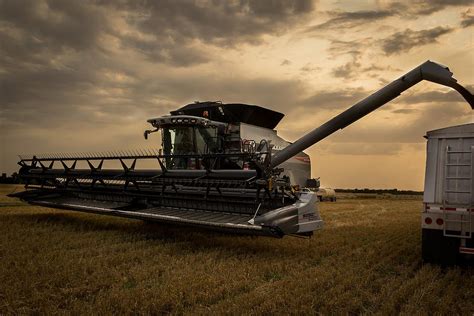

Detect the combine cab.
xmin=9 ymin=61 xmax=474 ymax=239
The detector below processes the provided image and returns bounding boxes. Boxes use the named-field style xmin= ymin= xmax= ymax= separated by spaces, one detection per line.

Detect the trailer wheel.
xmin=422 ymin=228 xmax=459 ymax=265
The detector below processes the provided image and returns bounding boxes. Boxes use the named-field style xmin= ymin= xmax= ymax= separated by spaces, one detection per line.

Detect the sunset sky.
xmin=1 ymin=0 xmax=473 ymax=190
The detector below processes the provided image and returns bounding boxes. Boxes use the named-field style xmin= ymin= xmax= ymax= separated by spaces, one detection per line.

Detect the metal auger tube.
xmin=270 ymin=60 xmax=474 ymax=168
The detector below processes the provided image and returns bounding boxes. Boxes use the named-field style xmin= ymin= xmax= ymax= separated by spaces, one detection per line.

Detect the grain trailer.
xmin=422 ymin=123 xmax=474 ymax=264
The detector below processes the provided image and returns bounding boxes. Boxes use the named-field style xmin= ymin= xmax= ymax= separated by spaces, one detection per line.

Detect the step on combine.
xmin=9 ymin=61 xmax=474 ymax=237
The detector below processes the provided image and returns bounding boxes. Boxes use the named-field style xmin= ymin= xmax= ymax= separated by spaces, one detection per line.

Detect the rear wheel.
xmin=422 ymin=228 xmax=459 ymax=265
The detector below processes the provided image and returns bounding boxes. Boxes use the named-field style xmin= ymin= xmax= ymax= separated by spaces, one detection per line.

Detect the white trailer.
xmin=422 ymin=123 xmax=474 ymax=264
xmin=316 ymin=188 xmax=336 ymax=202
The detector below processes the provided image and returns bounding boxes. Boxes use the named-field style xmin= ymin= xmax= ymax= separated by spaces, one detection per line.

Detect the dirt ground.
xmin=0 ymin=184 xmax=472 ymax=314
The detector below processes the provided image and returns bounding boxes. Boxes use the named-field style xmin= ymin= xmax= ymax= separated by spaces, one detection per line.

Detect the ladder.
xmin=442 ymin=145 xmax=473 ymax=239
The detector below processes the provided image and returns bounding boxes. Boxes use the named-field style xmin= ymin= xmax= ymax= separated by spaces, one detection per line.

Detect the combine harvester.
xmin=9 ymin=61 xmax=474 ymax=261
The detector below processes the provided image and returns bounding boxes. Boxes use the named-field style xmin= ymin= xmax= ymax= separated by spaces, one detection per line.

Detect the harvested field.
xmin=0 ymin=184 xmax=473 ymax=314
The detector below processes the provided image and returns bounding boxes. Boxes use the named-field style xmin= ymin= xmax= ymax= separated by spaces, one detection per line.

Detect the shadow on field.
xmin=3 ymin=211 xmax=296 ymax=255
xmin=3 ymin=212 xmax=129 ymax=232
xmin=4 ymin=209 xmax=474 ymax=269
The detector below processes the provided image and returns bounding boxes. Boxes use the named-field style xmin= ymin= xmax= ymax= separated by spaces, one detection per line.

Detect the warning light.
xmin=424 ymin=217 xmax=432 ymax=225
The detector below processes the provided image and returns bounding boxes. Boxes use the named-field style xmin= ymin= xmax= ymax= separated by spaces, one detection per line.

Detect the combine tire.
xmin=422 ymin=228 xmax=459 ymax=265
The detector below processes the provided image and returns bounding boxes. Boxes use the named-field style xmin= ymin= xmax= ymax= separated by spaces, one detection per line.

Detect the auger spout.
xmin=270 ymin=60 xmax=474 ymax=168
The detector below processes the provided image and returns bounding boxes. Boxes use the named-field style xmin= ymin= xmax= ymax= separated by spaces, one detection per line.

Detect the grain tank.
xmin=422 ymin=123 xmax=474 ymax=264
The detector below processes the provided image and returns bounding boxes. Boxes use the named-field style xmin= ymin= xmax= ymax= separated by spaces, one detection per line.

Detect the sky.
xmin=0 ymin=0 xmax=473 ymax=190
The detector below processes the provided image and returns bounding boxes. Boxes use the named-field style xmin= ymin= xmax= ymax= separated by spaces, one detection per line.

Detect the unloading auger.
xmin=9 ymin=61 xmax=473 ymax=237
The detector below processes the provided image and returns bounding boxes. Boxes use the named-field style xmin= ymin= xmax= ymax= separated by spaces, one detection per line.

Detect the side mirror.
xmin=144 ymin=128 xmax=158 ymax=140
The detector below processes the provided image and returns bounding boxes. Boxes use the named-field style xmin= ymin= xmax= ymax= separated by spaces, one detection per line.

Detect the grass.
xmin=0 ymin=184 xmax=473 ymax=314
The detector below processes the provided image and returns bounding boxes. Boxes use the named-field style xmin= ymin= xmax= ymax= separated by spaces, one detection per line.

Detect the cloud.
xmin=362 ymin=64 xmax=401 ymax=73
xmin=324 ymin=39 xmax=367 ymax=79
xmin=144 ymin=75 xmax=307 ymax=114
xmin=460 ymin=9 xmax=474 ymax=28
xmin=391 ymin=108 xmax=418 ymax=115
xmin=391 ymin=0 xmax=473 ymax=16
xmin=300 ymin=63 xmax=321 ymax=73
xmin=0 ymin=0 xmax=316 ymax=70
xmin=326 ymin=38 xmax=370 ymax=59
xmin=281 ymin=59 xmax=292 ymax=66
xmin=332 ymin=63 xmax=403 ymax=81
xmin=0 ymin=0 xmax=318 ymax=136
xmin=398 ymin=86 xmax=474 ymax=104
xmin=326 ymin=39 xmax=400 ymax=80
xmin=109 ymin=0 xmax=316 ymax=48
xmin=380 ymin=26 xmax=454 ymax=55
xmin=1 ymin=61 xmax=308 ymax=130
xmin=305 ymin=10 xmax=394 ymax=32
xmin=0 ymin=0 xmax=110 ymax=52
xmin=301 ymin=87 xmax=369 ymax=110
xmin=324 ymin=143 xmax=403 ymax=156
xmin=331 ymin=60 xmax=361 ymax=79
xmin=119 ymin=34 xmax=211 ymax=67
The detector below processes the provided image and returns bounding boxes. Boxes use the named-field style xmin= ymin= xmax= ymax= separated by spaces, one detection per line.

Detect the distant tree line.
xmin=335 ymin=188 xmax=423 ymax=195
